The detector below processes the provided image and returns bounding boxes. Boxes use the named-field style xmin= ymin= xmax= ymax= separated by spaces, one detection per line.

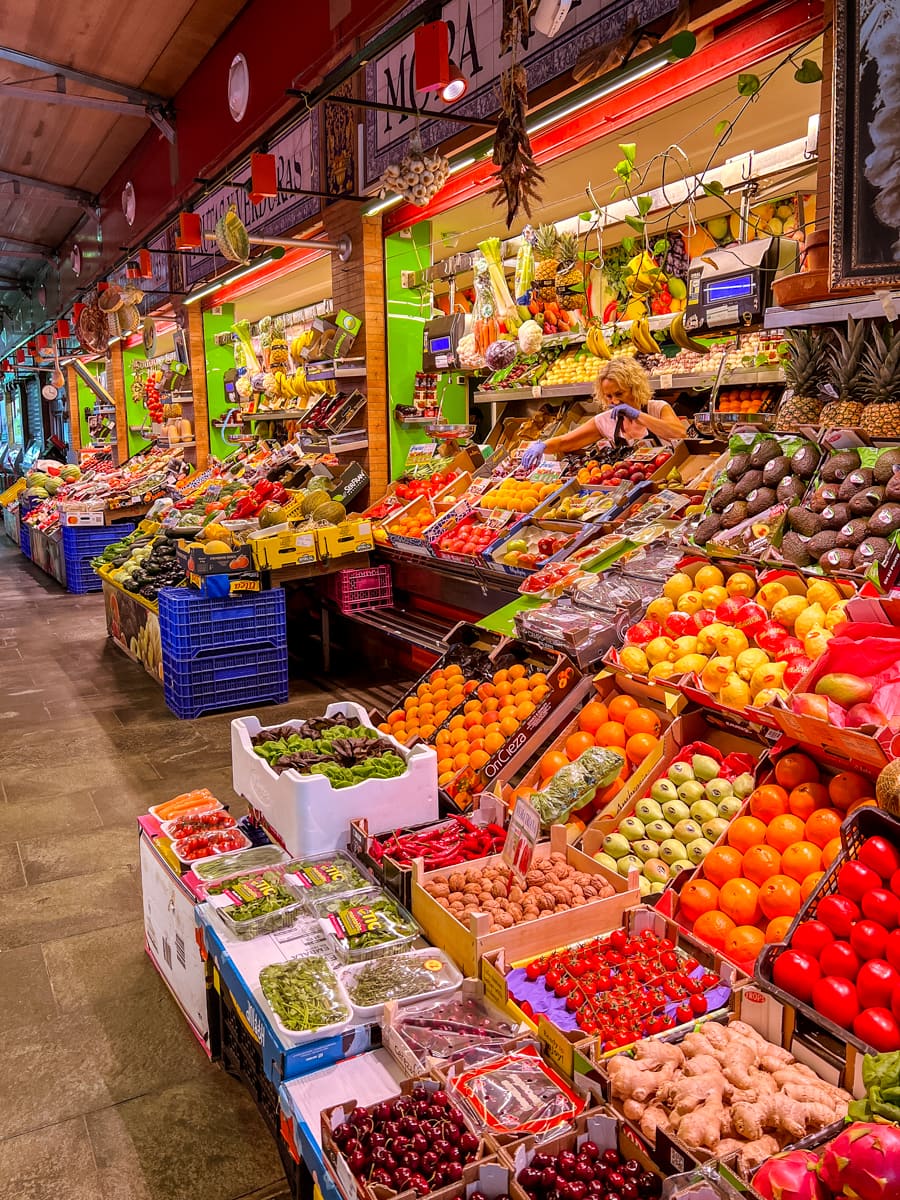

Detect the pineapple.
xmin=821 ymin=317 xmax=866 ymax=426
xmin=555 ymin=232 xmax=583 ymax=310
xmin=776 ymin=327 xmax=830 ymax=428
xmin=532 ymin=225 xmax=559 ymax=303
xmin=859 ymin=322 xmax=900 ymax=437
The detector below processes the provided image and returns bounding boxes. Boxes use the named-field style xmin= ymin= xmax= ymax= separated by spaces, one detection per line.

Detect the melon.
xmin=300 ymin=490 xmax=331 ymax=518
xmin=202 ymin=540 xmax=232 ymax=554
xmin=44 ymin=478 xmax=60 ymax=495
xmin=26 ymin=486 xmax=48 ymax=498
xmin=316 ymin=500 xmax=347 ymax=525
xmin=307 ymin=477 xmax=331 ymax=492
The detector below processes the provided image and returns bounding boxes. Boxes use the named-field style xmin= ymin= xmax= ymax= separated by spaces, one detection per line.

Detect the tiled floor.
xmin=0 ymin=540 xmax=404 ymax=1200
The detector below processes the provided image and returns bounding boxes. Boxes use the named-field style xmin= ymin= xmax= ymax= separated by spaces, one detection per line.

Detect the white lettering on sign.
xmin=362 ymin=0 xmax=678 ymax=187
xmin=185 ymin=115 xmax=321 ymax=285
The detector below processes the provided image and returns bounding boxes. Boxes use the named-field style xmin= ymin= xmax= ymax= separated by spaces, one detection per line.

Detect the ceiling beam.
xmin=0 ymin=168 xmax=96 ymax=209
xmin=0 ymin=81 xmax=151 ymax=118
xmin=0 ymin=249 xmax=51 ymax=259
xmin=0 ymin=44 xmax=168 ymax=107
xmin=0 ymin=234 xmax=53 ymax=252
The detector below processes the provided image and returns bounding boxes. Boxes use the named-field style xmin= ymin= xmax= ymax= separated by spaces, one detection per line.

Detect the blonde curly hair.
xmin=594 ymin=357 xmax=653 ymax=410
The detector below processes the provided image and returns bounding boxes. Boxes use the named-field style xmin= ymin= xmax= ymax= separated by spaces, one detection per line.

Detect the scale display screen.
xmin=428 ymin=334 xmax=452 ymax=353
xmin=703 ymin=272 xmax=755 ymax=303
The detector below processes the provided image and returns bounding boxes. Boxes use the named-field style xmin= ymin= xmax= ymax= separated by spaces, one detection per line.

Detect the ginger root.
xmin=607 ymin=1054 xmax=676 ymax=1102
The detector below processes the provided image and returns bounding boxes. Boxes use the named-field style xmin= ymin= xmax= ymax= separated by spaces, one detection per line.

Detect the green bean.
xmin=260 ymin=958 xmax=349 ymax=1031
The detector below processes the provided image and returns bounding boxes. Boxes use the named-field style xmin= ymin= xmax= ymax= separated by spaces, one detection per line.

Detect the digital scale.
xmin=422 ymin=313 xmax=465 ymax=371
xmin=684 ymin=236 xmax=799 ymax=331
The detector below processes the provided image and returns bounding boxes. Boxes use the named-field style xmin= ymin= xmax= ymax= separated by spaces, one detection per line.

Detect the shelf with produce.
xmin=240 ymin=410 xmax=309 ymax=422
xmin=304 ymin=359 xmax=367 ymax=381
xmin=765 ymin=291 xmax=900 ymax=327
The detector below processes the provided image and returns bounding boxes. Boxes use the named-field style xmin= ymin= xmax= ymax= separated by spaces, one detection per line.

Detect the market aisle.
xmin=0 ymin=540 xmax=378 ymax=1200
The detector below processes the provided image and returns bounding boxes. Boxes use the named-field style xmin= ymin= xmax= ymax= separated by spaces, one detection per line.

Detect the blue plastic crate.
xmin=19 ymin=524 xmax=31 ymax=560
xmin=162 ymin=645 xmax=288 ymax=719
xmin=62 ymin=523 xmax=135 ymax=594
xmin=158 ymin=587 xmax=286 ymax=660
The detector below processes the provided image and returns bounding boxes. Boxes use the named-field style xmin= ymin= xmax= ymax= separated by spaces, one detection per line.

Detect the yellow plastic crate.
xmin=251 ymin=529 xmax=318 ymax=570
xmin=0 ymin=478 xmax=25 ymax=507
xmin=315 ymin=519 xmax=374 ymax=559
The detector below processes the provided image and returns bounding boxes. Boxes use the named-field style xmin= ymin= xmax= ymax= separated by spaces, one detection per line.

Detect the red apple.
xmin=626 ymin=619 xmax=662 ymax=646
xmin=756 ymin=620 xmax=792 ymax=655
xmin=734 ymin=602 xmax=768 ymax=637
xmin=783 ymin=655 xmax=814 ymax=690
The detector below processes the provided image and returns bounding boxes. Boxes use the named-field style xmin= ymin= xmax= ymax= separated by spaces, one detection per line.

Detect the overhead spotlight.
xmin=441 ymin=62 xmax=468 ymax=104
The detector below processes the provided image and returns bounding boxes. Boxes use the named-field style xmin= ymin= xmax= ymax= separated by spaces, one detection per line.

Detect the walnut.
xmin=448 ymin=872 xmax=466 ymax=892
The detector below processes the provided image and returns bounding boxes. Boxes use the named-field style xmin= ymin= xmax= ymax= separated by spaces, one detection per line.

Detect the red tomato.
xmin=892 ymin=869 xmax=900 ymax=897
xmin=853 ymin=1007 xmax=900 ymax=1051
xmin=773 ymin=949 xmax=821 ymax=1002
xmin=862 ymin=889 xmax=900 ymax=930
xmin=859 ymin=836 xmax=900 ymax=881
xmin=886 ymin=929 xmax=900 ymax=973
xmin=851 ymin=920 xmax=890 ymax=962
xmin=857 ymin=959 xmax=900 ymax=1008
xmin=819 ymin=940 xmax=861 ymax=980
xmin=791 ymin=920 xmax=834 ymax=958
xmin=892 ymin=984 xmax=900 ymax=1024
xmin=838 ymin=862 xmax=882 ymax=903
xmin=817 ymin=894 xmax=861 ymax=939
xmin=812 ymin=976 xmax=860 ymax=1028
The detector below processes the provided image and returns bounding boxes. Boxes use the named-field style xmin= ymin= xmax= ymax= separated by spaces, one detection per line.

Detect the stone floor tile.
xmin=0 ymin=866 xmax=141 ymax=950
xmin=42 ymin=919 xmax=151 ymax=1012
xmin=0 ymin=1117 xmax=103 ymax=1200
xmin=0 ymin=943 xmax=58 ymax=1032
xmin=0 ymin=790 xmax=102 ymax=842
xmin=19 ymin=824 xmax=139 ymax=884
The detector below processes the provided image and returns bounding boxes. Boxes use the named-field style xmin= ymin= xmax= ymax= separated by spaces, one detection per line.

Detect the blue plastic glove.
xmin=521 ymin=440 xmax=546 ymax=470
xmin=611 ymin=404 xmax=641 ymax=421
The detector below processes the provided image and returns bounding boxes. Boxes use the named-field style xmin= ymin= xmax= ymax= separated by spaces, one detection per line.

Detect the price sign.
xmin=501 ymin=795 xmax=540 ymax=882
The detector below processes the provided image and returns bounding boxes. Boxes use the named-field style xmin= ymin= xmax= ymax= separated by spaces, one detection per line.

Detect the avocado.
xmin=781 ymin=531 xmax=812 ymax=566
xmin=735 ymin=470 xmax=765 ymax=498
xmin=808 ymin=530 xmax=839 ymax=559
xmin=710 ymin=481 xmax=737 ymax=513
xmin=762 ymin=455 xmax=791 ymax=487
xmin=849 ymin=486 xmax=885 ymax=517
xmin=694 ymin=514 xmax=724 ymax=546
xmin=749 ymin=438 xmax=781 ymax=469
xmin=887 ymin=473 xmax=900 ymax=503
xmin=821 ymin=448 xmax=862 ymax=482
xmin=869 ymin=503 xmax=900 ymax=535
xmin=721 ymin=500 xmax=749 ymax=528
xmin=820 ymin=503 xmax=851 ymax=529
xmin=854 ymin=537 xmax=891 ymax=568
xmin=789 ymin=508 xmax=825 ymax=536
xmin=819 ymin=547 xmax=856 ymax=572
xmin=839 ymin=468 xmax=875 ymax=498
xmin=726 ymin=452 xmax=750 ymax=482
xmin=874 ymin=448 xmax=900 ymax=484
xmin=809 ymin=483 xmax=840 ymax=512
xmin=837 ymin=519 xmax=870 ymax=547
xmin=790 ymin=443 xmax=820 ymax=479
xmin=777 ymin=475 xmax=806 ymax=504
xmin=747 ymin=487 xmax=776 ymax=516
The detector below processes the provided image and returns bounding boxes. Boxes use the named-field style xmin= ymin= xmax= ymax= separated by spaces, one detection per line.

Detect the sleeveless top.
xmin=593 ymin=397 xmax=670 ymax=446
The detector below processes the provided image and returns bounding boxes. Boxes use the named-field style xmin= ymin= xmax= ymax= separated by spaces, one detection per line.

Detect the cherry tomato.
xmin=773 ymin=949 xmax=821 ymax=1002
xmin=812 ymin=976 xmax=860 ymax=1028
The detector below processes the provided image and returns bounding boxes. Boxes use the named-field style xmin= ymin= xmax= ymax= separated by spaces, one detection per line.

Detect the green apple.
xmin=686 ymin=837 xmax=714 ymax=864
xmin=645 ymin=819 xmax=674 ymax=844
xmin=650 ymin=779 xmax=678 ymax=805
xmin=661 ymin=799 xmax=690 ymax=824
xmin=667 ymin=762 xmax=695 ymax=787
xmin=705 ymin=779 xmax=733 ymax=804
xmin=702 ymin=817 xmax=730 ymax=842
xmin=732 ymin=772 xmax=756 ymax=798
xmin=659 ymin=838 xmax=689 ymax=865
xmin=619 ymin=816 xmax=647 ymax=842
xmin=617 ymin=854 xmax=643 ymax=877
xmin=677 ymin=780 xmax=706 ymax=806
xmin=507 ymin=538 xmax=529 ymax=553
xmin=635 ymin=797 xmax=664 ymax=823
xmin=643 ymin=859 xmax=670 ymax=884
xmin=674 ymin=818 xmax=703 ymax=845
xmin=690 ymin=799 xmax=719 ymax=824
xmin=633 ymin=839 xmax=661 ymax=862
xmin=602 ymin=832 xmax=631 ymax=859
xmin=717 ymin=796 xmax=744 ymax=819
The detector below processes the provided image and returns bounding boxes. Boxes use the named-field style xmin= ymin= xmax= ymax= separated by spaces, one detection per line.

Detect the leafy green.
xmin=737 ymin=73 xmax=760 ymax=97
xmin=794 ymin=59 xmax=823 ymax=84
xmin=848 ymin=1052 xmax=900 ymax=1123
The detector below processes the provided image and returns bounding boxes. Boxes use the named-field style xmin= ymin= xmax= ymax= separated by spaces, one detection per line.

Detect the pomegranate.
xmin=819 ymin=1123 xmax=900 ymax=1200
xmin=755 ymin=1151 xmax=827 ymax=1200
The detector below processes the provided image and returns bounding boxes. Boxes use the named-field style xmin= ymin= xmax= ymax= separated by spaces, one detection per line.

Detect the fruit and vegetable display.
xmin=715 ymin=385 xmax=778 ymax=416
xmin=251 ymin=715 xmax=406 ymax=787
xmin=576 ymin=452 xmax=672 ymax=489
xmin=506 ymin=926 xmax=729 ymax=1044
xmin=366 ymin=816 xmax=507 ymax=871
xmin=594 ymin=743 xmax=758 ymax=896
xmin=385 ymin=994 xmax=521 ymax=1070
xmin=317 ymin=889 xmax=419 ymax=961
xmin=206 ymin=866 xmax=306 ymax=935
xmin=258 ymin=956 xmax=351 ymax=1033
xmin=421 ymin=851 xmax=616 ymax=932
xmin=97 ymin=533 xmax=184 ymax=603
xmin=514 ymin=1129 xmax=662 ymax=1200
xmin=340 ymin=949 xmax=460 ymax=1010
xmin=191 ymin=843 xmax=287 ymax=881
xmin=434 ymin=514 xmax=504 ymax=559
xmin=492 ymin=525 xmax=577 ymax=571
xmin=328 ymin=1083 xmax=482 ymax=1197
xmin=479 ymin=477 xmax=560 ymax=514
xmin=605 ymin=1020 xmax=851 ymax=1173
xmin=680 ymin=752 xmax=872 ymax=967
xmin=446 ymin=1044 xmax=585 ymax=1136
xmin=753 ymin=1123 xmax=900 ymax=1200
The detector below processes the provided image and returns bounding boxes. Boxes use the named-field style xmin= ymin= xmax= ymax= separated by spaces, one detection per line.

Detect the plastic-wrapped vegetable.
xmin=515 ymin=228 xmax=535 ymax=301
xmin=259 ymin=956 xmax=350 ymax=1033
xmin=447 ymin=1044 xmax=585 ymax=1136
xmin=531 ymin=745 xmax=625 ymax=826
xmin=485 ymin=340 xmax=518 ymax=371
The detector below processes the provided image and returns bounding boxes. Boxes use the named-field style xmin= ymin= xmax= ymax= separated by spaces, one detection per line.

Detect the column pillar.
xmin=186 ymin=306 xmax=210 ymax=469
xmin=66 ymin=365 xmax=81 ymax=455
xmin=108 ymin=342 xmax=129 ymax=465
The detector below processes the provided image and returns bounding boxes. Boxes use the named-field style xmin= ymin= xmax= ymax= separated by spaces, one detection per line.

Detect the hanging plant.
xmin=490 ymin=63 xmax=544 ymax=228
xmin=378 ymin=132 xmax=449 ymax=207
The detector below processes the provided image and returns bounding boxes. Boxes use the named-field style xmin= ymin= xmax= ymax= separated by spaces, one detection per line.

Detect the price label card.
xmin=659 ymin=372 xmax=674 ymax=390
xmin=501 ymin=796 xmax=541 ymax=882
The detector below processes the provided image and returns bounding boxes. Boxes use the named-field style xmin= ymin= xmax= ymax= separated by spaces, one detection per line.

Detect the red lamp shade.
xmin=178 ymin=212 xmax=203 ymax=249
xmin=15 ymin=348 xmax=24 ymax=363
xmin=73 ymin=302 xmax=86 ymax=324
xmin=56 ymin=319 xmax=70 ymax=339
xmin=414 ymin=21 xmax=450 ymax=93
xmin=126 ymin=259 xmax=140 ymax=279
xmin=250 ymin=153 xmax=278 ymax=205
xmin=37 ymin=334 xmax=49 ymax=350
xmin=139 ymin=249 xmax=153 ymax=279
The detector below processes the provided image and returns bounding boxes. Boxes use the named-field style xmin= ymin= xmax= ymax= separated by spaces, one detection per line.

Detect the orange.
xmin=484 ymin=731 xmax=505 ymax=754
xmin=703 ymin=845 xmax=744 ymax=886
xmin=516 ymin=701 xmax=536 ymax=721
xmin=596 ymin=721 xmax=627 ymax=749
xmin=741 ymin=842 xmax=781 ymax=883
xmin=758 ymin=874 xmax=802 ymax=919
xmin=624 ymin=707 xmax=661 ymax=737
xmin=580 ymin=700 xmax=609 ymax=734
xmin=511 ymin=677 xmax=530 ymax=695
xmin=848 ymin=796 xmax=877 ymax=815
xmin=801 ymin=870 xmax=824 ymax=900
xmin=596 ymin=772 xmax=627 ymax=809
xmin=765 ymin=813 xmax=806 ymax=853
xmin=499 ymin=716 xmax=519 ymax=738
xmin=805 ymin=807 xmax=843 ymax=848
xmin=822 ymin=836 xmax=842 ymax=868
xmin=828 ymin=771 xmax=871 ymax=811
xmin=566 ymin=731 xmax=596 ymax=761
xmin=788 ymin=782 xmax=829 ymax=820
xmin=765 ymin=915 xmax=794 ymax=943
xmin=540 ymin=750 xmax=569 ymax=779
xmin=780 ymin=840 xmax=822 ymax=882
xmin=452 ymin=752 xmax=470 ymax=771
xmin=774 ymin=752 xmax=821 ymax=789
xmin=719 ymin=877 xmax=761 ymax=925
xmin=463 ymin=699 xmax=481 ymax=714
xmin=608 ymin=694 xmax=639 ymax=723
xmin=508 ymin=664 xmax=527 ymax=681
xmin=469 ymin=749 xmax=490 ymax=770
xmin=626 ymin=732 xmax=658 ymax=763
xmin=727 ymin=815 xmax=767 ymax=853
xmin=749 ymin=785 xmax=790 ymax=823
xmin=493 ymin=669 xmax=508 ymax=685
xmin=679 ymin=878 xmax=721 ymax=923
xmin=692 ymin=909 xmax=737 ymax=951
xmin=725 ymin=925 xmax=766 ymax=963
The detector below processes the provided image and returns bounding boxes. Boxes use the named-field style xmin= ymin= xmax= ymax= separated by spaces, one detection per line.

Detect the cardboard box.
xmin=249 ymin=526 xmax=318 ymax=570
xmin=383 ymin=475 xmax=471 ymax=557
xmin=177 ymin=539 xmax=253 ymax=576
xmin=412 ymin=825 xmax=640 ymax=978
xmin=316 ymin=520 xmax=375 ymax=560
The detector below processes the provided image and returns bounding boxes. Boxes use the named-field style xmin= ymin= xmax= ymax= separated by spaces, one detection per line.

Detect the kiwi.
xmin=749 ymin=438 xmax=781 ymax=469
xmin=837 ymin=518 xmax=869 ymax=547
xmin=874 ymin=448 xmax=900 ymax=484
xmin=789 ymin=508 xmax=825 ymax=536
xmin=726 ymin=453 xmax=750 ymax=482
xmin=735 ymin=470 xmax=765 ymax=499
xmin=777 ymin=475 xmax=806 ymax=504
xmin=721 ymin=500 xmax=749 ymax=529
xmin=848 ymin=486 xmax=885 ymax=517
xmin=820 ymin=547 xmax=856 ymax=572
xmin=790 ymin=443 xmax=820 ymax=479
xmin=808 ymin=530 xmax=839 ymax=559
xmin=839 ymin=468 xmax=875 ymax=498
xmin=747 ymin=487 xmax=776 ymax=516
xmin=854 ymin=537 xmax=891 ymax=568
xmin=821 ymin=448 xmax=862 ymax=482
xmin=885 ymin=473 xmax=900 ymax=503
xmin=710 ymin=481 xmax=736 ymax=512
xmin=809 ymin=484 xmax=840 ymax=512
xmin=781 ymin=531 xmax=812 ymax=567
xmin=869 ymin=503 xmax=900 ymax=535
xmin=762 ymin=455 xmax=791 ymax=487
xmin=693 ymin=514 xmax=723 ymax=546
xmin=820 ymin=503 xmax=851 ymax=529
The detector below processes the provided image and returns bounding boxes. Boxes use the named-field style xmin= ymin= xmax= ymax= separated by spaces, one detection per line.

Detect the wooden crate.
xmin=411 ymin=825 xmax=640 ymax=978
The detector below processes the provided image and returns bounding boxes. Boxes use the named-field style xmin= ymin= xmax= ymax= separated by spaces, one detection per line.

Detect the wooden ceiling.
xmin=0 ymin=0 xmax=247 ymax=283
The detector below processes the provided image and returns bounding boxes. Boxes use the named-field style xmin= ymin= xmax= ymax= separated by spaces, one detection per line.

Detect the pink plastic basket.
xmin=326 ymin=564 xmax=393 ymax=612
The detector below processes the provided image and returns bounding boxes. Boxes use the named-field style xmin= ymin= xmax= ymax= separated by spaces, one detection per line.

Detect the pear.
xmin=736 ymin=647 xmax=770 ymax=681
xmin=633 ymin=839 xmax=661 ymax=862
xmin=732 ymin=772 xmax=755 ymax=798
xmin=638 ymin=875 xmax=653 ymax=896
xmin=661 ymin=798 xmax=691 ymax=824
xmin=687 ymin=837 xmax=714 ymax=864
xmin=794 ymin=603 xmax=826 ymax=641
xmin=772 ymin=595 xmax=809 ymax=629
xmin=643 ymin=859 xmax=670 ymax=884
xmin=617 ymin=854 xmax=643 ymax=877
xmin=667 ymin=762 xmax=695 ymax=787
xmin=703 ymin=817 xmax=730 ymax=841
xmin=619 ymin=816 xmax=648 ymax=842
xmin=635 ymin=797 xmax=664 ymax=823
xmin=705 ymin=778 xmax=733 ymax=804
xmin=659 ymin=838 xmax=689 ymax=865
xmin=645 ymin=819 xmax=674 ymax=844
xmin=692 ymin=754 xmax=721 ymax=782
xmin=690 ymin=799 xmax=719 ymax=823
xmin=678 ymin=780 xmax=707 ymax=805
xmin=669 ymin=859 xmax=693 ymax=876
xmin=718 ymin=796 xmax=744 ymax=819
xmin=674 ymin=818 xmax=703 ymax=845
xmin=602 ymin=832 xmax=631 ymax=859
xmin=593 ymin=852 xmax=619 ymax=871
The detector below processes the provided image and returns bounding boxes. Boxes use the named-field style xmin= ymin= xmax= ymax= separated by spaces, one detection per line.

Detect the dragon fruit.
xmin=755 ymin=1151 xmax=827 ymax=1200
xmin=819 ymin=1123 xmax=900 ymax=1200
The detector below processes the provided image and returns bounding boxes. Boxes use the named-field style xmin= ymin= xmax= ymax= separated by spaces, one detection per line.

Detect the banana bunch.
xmin=624 ymin=251 xmax=665 ymax=296
xmin=290 ymin=330 xmax=315 ymax=361
xmin=669 ymin=311 xmax=710 ymax=354
xmin=585 ymin=321 xmax=612 ymax=359
xmin=629 ymin=317 xmax=659 ymax=354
